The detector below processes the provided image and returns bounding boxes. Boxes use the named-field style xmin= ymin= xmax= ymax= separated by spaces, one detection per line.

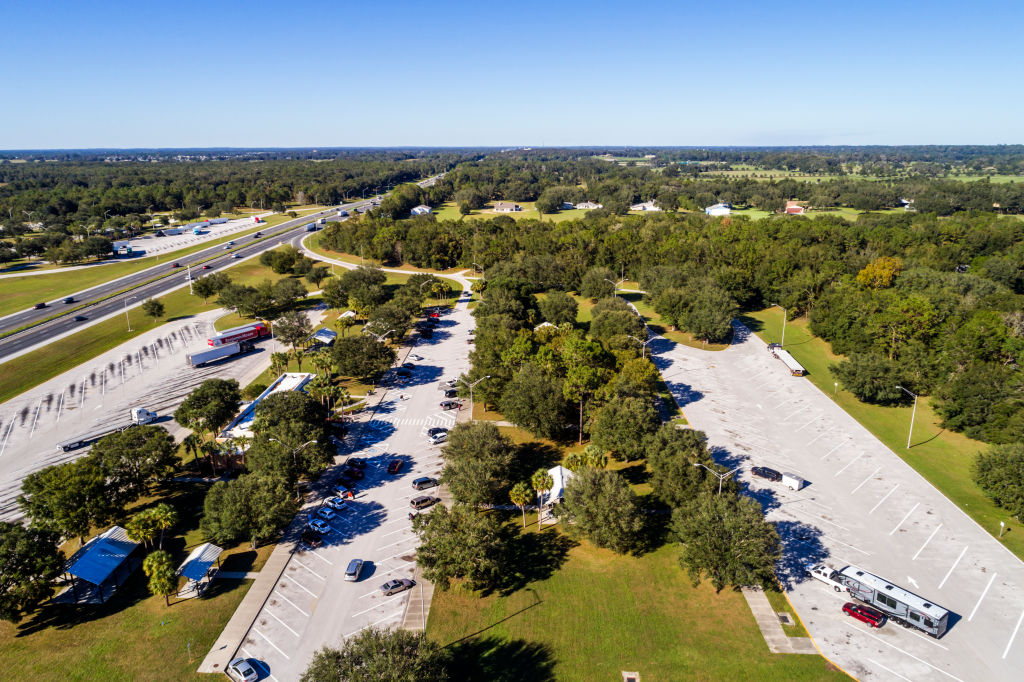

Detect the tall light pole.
xmin=459 ymin=375 xmax=490 ymax=420
xmin=604 ymin=277 xmax=626 ymax=300
xmin=187 ymin=263 xmax=193 ymax=294
xmin=363 ymin=328 xmax=395 ymax=343
xmin=692 ymin=462 xmax=742 ymax=495
xmin=124 ymin=296 xmax=137 ymax=332
xmin=769 ymin=303 xmax=787 ymax=347
xmin=626 ymin=334 xmax=654 ymax=359
xmin=896 ymin=385 xmax=918 ymax=449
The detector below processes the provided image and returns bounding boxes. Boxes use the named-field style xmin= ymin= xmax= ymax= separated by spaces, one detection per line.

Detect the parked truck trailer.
xmin=186 ymin=340 xmax=254 ymax=367
xmin=208 ymin=322 xmax=270 ymax=347
xmin=767 ymin=343 xmax=806 ymax=376
xmin=56 ymin=407 xmax=158 ymax=452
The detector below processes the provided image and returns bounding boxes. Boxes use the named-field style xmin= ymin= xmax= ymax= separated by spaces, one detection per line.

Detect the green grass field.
xmin=0 ymin=207 xmax=326 ymax=320
xmin=741 ymin=308 xmax=1024 ymax=559
xmin=427 ymin=538 xmax=845 ymax=681
xmin=430 ymin=201 xmax=590 ymax=224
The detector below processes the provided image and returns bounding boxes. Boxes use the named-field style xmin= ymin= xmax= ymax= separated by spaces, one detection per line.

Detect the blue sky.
xmin=2 ymin=0 xmax=1021 ymax=148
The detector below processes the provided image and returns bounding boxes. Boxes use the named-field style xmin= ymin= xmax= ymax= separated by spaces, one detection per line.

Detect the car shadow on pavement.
xmin=774 ymin=520 xmax=830 ymax=589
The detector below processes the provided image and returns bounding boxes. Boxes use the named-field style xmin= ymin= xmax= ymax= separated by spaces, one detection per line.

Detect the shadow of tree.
xmin=511 ymin=441 xmax=562 ymax=483
xmin=774 ymin=520 xmax=829 ymax=589
xmin=446 ymin=635 xmax=556 ymax=682
xmin=498 ymin=531 xmax=576 ymax=595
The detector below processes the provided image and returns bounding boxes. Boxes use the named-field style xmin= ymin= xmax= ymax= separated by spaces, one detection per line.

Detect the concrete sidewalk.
xmin=741 ymin=587 xmax=818 ymax=654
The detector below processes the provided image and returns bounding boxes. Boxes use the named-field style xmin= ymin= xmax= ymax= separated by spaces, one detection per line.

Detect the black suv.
xmin=751 ymin=466 xmax=782 ymax=482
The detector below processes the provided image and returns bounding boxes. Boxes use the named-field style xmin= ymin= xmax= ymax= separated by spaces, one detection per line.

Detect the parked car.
xmin=387 ymin=460 xmax=403 ymax=474
xmin=402 ymin=362 xmax=415 ymax=370
xmin=751 ymin=466 xmax=782 ymax=482
xmin=440 ymin=400 xmax=459 ymax=410
xmin=73 ymin=315 xmax=88 ymax=322
xmin=316 ymin=507 xmax=337 ymax=522
xmin=410 ymin=495 xmax=439 ymax=510
xmin=345 ymin=559 xmax=365 ymax=582
xmin=343 ymin=467 xmax=364 ymax=480
xmin=410 ymin=354 xmax=423 ymax=361
xmin=33 ymin=302 xmax=46 ymax=309
xmin=325 ymin=496 xmax=347 ymax=511
xmin=223 ymin=245 xmax=231 ymax=250
xmin=443 ymin=389 xmax=457 ymax=399
xmin=308 ymin=518 xmax=331 ymax=534
xmin=380 ymin=578 xmax=415 ymax=596
xmin=428 ymin=432 xmax=447 ymax=445
xmin=396 ymin=369 xmax=412 ymax=378
xmin=412 ymin=476 xmax=438 ymax=490
xmin=427 ymin=427 xmax=447 ymax=436
xmin=419 ymin=328 xmax=433 ymax=339
xmin=843 ymin=602 xmax=885 ymax=628
xmin=226 ymin=657 xmax=259 ymax=682
xmin=346 ymin=457 xmax=367 ymax=469
xmin=333 ymin=479 xmax=356 ymax=493
xmin=300 ymin=529 xmax=323 ymax=548
xmin=63 ymin=297 xmax=75 ymax=304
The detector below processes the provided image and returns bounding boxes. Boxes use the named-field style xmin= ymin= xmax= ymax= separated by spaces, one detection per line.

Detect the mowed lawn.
xmin=427 ymin=540 xmax=845 ymax=682
xmin=740 ymin=309 xmax=1023 ymax=559
xmin=431 ymin=201 xmax=591 ymax=224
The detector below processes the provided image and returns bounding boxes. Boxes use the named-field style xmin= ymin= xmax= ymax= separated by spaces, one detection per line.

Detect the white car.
xmin=410 ymin=354 xmax=423 ymax=361
xmin=428 ymin=432 xmax=447 ymax=445
xmin=317 ymin=507 xmax=337 ymax=522
xmin=308 ymin=518 xmax=331 ymax=534
xmin=325 ymin=496 xmax=347 ymax=511
xmin=227 ymin=657 xmax=258 ymax=682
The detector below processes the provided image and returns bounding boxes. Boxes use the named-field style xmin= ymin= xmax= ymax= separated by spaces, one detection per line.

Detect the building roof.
xmin=494 ymin=201 xmax=520 ymax=210
xmin=630 ymin=201 xmax=661 ymax=211
xmin=220 ymin=372 xmax=315 ymax=440
xmin=65 ymin=526 xmax=139 ymax=586
xmin=309 ymin=328 xmax=338 ymax=346
xmin=177 ymin=542 xmax=224 ymax=582
xmin=411 ymin=204 xmax=432 ymax=214
xmin=544 ymin=465 xmax=575 ymax=505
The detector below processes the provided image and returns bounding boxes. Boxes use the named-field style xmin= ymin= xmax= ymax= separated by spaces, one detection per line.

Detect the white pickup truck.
xmin=806 ymin=563 xmax=849 ymax=593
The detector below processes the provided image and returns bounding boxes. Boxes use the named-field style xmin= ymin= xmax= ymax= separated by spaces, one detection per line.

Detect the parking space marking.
xmin=794 ymin=416 xmax=820 ymax=433
xmin=351 ymin=595 xmax=408 ymax=617
xmin=844 ymin=623 xmax=964 ymax=682
xmin=343 ymin=611 xmax=405 ymax=640
xmin=834 ymin=452 xmax=865 ymax=477
xmin=783 ymin=406 xmax=807 ymax=421
xmin=851 ymin=466 xmax=881 ymax=494
xmin=889 ymin=503 xmax=920 ymax=535
xmin=273 ymin=589 xmax=310 ymax=617
xmin=822 ymin=533 xmax=872 ymax=556
xmin=252 ymin=627 xmax=290 ymax=659
xmin=381 ymin=526 xmax=412 ymax=537
xmin=377 ymin=536 xmax=417 ymax=551
xmin=305 ymin=550 xmax=334 ymax=566
xmin=912 ymin=524 xmax=942 ymax=560
xmin=382 ymin=550 xmax=416 ymax=563
xmin=264 ymin=607 xmax=301 ymax=637
xmin=938 ymin=546 xmax=968 ymax=589
xmin=815 ymin=514 xmax=850 ymax=532
xmin=291 ymin=557 xmax=325 ymax=580
xmin=968 ymin=572 xmax=997 ymax=621
xmin=805 ymin=430 xmax=829 ymax=446
xmin=283 ymin=575 xmax=317 ymax=597
xmin=820 ymin=441 xmax=846 ymax=461
xmin=868 ymin=484 xmax=899 ymax=515
xmin=1002 ymin=608 xmax=1024 ymax=659
xmin=240 ymin=649 xmax=280 ymax=682
xmin=867 ymin=657 xmax=913 ymax=682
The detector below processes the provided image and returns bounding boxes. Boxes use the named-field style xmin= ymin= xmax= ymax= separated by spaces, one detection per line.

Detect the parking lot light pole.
xmin=363 ymin=328 xmax=395 ymax=343
xmin=124 ymin=296 xmax=137 ymax=332
xmin=460 ymin=375 xmax=490 ymax=420
xmin=691 ymin=462 xmax=742 ymax=495
xmin=769 ymin=303 xmax=787 ymax=347
xmin=896 ymin=385 xmax=918 ymax=449
xmin=626 ymin=334 xmax=653 ymax=359
xmin=604 ymin=277 xmax=626 ymax=300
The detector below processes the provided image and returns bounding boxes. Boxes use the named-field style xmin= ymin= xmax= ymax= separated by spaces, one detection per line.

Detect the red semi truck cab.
xmin=208 ymin=322 xmax=270 ymax=346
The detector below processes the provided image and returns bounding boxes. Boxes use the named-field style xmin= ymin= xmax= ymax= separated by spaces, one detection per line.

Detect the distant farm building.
xmin=705 ymin=203 xmax=731 ymax=216
xmin=410 ymin=204 xmax=432 ymax=216
xmin=576 ymin=201 xmax=603 ymax=209
xmin=630 ymin=200 xmax=661 ymax=212
xmin=493 ymin=201 xmax=522 ymax=212
xmin=784 ymin=200 xmax=806 ymax=215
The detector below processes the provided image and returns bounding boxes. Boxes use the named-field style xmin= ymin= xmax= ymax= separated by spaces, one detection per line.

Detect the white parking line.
xmin=305 ymin=550 xmax=334 ymax=566
xmin=1003 ymin=608 xmax=1024 ymax=659
xmin=251 ymin=627 xmax=290 ymax=659
xmin=381 ymin=550 xmax=416 ymax=563
xmin=867 ymin=657 xmax=913 ymax=682
xmin=794 ymin=416 xmax=821 ymax=433
xmin=968 ymin=572 xmax=997 ymax=621
xmin=805 ymin=430 xmax=829 ymax=446
xmin=283 ymin=575 xmax=317 ymax=597
xmin=264 ymin=607 xmax=301 ymax=637
xmin=912 ymin=524 xmax=942 ymax=560
xmin=291 ymin=557 xmax=326 ymax=580
xmin=273 ymin=589 xmax=310 ymax=617
xmin=844 ymin=623 xmax=964 ymax=682
xmin=377 ymin=536 xmax=417 ymax=551
xmin=821 ymin=532 xmax=872 ymax=556
xmin=888 ymin=503 xmax=920 ymax=535
xmin=783 ymin=406 xmax=807 ymax=421
xmin=820 ymin=441 xmax=845 ymax=461
xmin=938 ymin=546 xmax=967 ymax=589
xmin=343 ymin=611 xmax=404 ymax=639
xmin=851 ymin=466 xmax=881 ymax=494
xmin=868 ymin=484 xmax=899 ymax=514
xmin=352 ymin=595 xmax=407 ymax=617
xmin=834 ymin=452 xmax=865 ymax=477
xmin=381 ymin=526 xmax=412 ymax=537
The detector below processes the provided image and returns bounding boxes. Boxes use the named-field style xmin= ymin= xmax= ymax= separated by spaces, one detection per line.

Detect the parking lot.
xmin=232 ymin=294 xmax=472 ymax=681
xmin=650 ymin=324 xmax=1024 ymax=681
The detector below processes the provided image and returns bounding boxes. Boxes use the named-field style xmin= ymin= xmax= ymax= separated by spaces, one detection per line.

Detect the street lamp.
xmin=626 ymin=334 xmax=654 ymax=359
xmin=124 ymin=296 xmax=137 ymax=332
xmin=187 ymin=263 xmax=193 ymax=294
xmin=604 ymin=277 xmax=626 ymax=300
xmin=895 ymin=385 xmax=918 ymax=449
xmin=363 ymin=328 xmax=395 ymax=343
xmin=459 ymin=375 xmax=490 ymax=420
xmin=769 ymin=303 xmax=787 ymax=347
xmin=692 ymin=462 xmax=742 ymax=495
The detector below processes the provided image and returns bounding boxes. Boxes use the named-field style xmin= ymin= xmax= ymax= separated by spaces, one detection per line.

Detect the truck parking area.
xmin=650 ymin=324 xmax=1024 ymax=682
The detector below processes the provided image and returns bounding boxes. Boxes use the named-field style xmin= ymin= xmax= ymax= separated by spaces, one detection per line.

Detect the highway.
xmin=0 ymin=174 xmax=443 ymax=363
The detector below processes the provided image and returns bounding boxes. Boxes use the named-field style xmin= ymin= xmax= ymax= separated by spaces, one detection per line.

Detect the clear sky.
xmin=3 ymin=0 xmax=1021 ymax=148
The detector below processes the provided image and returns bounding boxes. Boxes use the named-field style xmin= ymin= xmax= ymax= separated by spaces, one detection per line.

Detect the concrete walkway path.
xmin=741 ymin=587 xmax=818 ymax=654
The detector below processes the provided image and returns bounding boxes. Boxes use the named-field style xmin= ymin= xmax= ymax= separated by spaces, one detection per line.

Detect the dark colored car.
xmin=344 ymin=467 xmax=364 ymax=480
xmin=380 ymin=578 xmax=415 ymax=596
xmin=73 ymin=315 xmax=88 ymax=322
xmin=427 ymin=427 xmax=447 ymax=436
xmin=412 ymin=476 xmax=438 ymax=490
xmin=33 ymin=302 xmax=46 ymax=309
xmin=410 ymin=495 xmax=439 ymax=510
xmin=402 ymin=362 xmax=415 ymax=370
xmin=63 ymin=297 xmax=75 ymax=304
xmin=387 ymin=460 xmax=402 ymax=474
xmin=346 ymin=457 xmax=367 ymax=469
xmin=396 ymin=369 xmax=412 ymax=378
xmin=440 ymin=400 xmax=459 ymax=410
xmin=443 ymin=390 xmax=457 ymax=399
xmin=751 ymin=466 xmax=782 ymax=482
xmin=334 ymin=478 xmax=356 ymax=491
xmin=300 ymin=529 xmax=323 ymax=548
xmin=419 ymin=328 xmax=433 ymax=339
xmin=171 ymin=262 xmax=180 ymax=268
xmin=843 ymin=602 xmax=885 ymax=628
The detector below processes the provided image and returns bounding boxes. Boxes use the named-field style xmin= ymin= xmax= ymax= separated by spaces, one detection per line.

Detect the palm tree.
xmin=531 ymin=469 xmax=553 ymax=532
xmin=291 ymin=347 xmax=305 ymax=372
xmin=143 ymin=550 xmax=177 ymax=606
xmin=125 ymin=510 xmax=158 ymax=549
xmin=270 ymin=351 xmax=289 ymax=377
xmin=563 ymin=451 xmax=587 ymax=472
xmin=332 ymin=385 xmax=350 ymax=415
xmin=583 ymin=444 xmax=607 ymax=469
xmin=510 ymin=481 xmax=533 ymax=529
xmin=151 ymin=503 xmax=178 ymax=550
xmin=335 ymin=315 xmax=355 ymax=337
xmin=306 ymin=376 xmax=330 ymax=406
xmin=182 ymin=433 xmax=201 ymax=465
xmin=310 ymin=348 xmax=333 ymax=378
